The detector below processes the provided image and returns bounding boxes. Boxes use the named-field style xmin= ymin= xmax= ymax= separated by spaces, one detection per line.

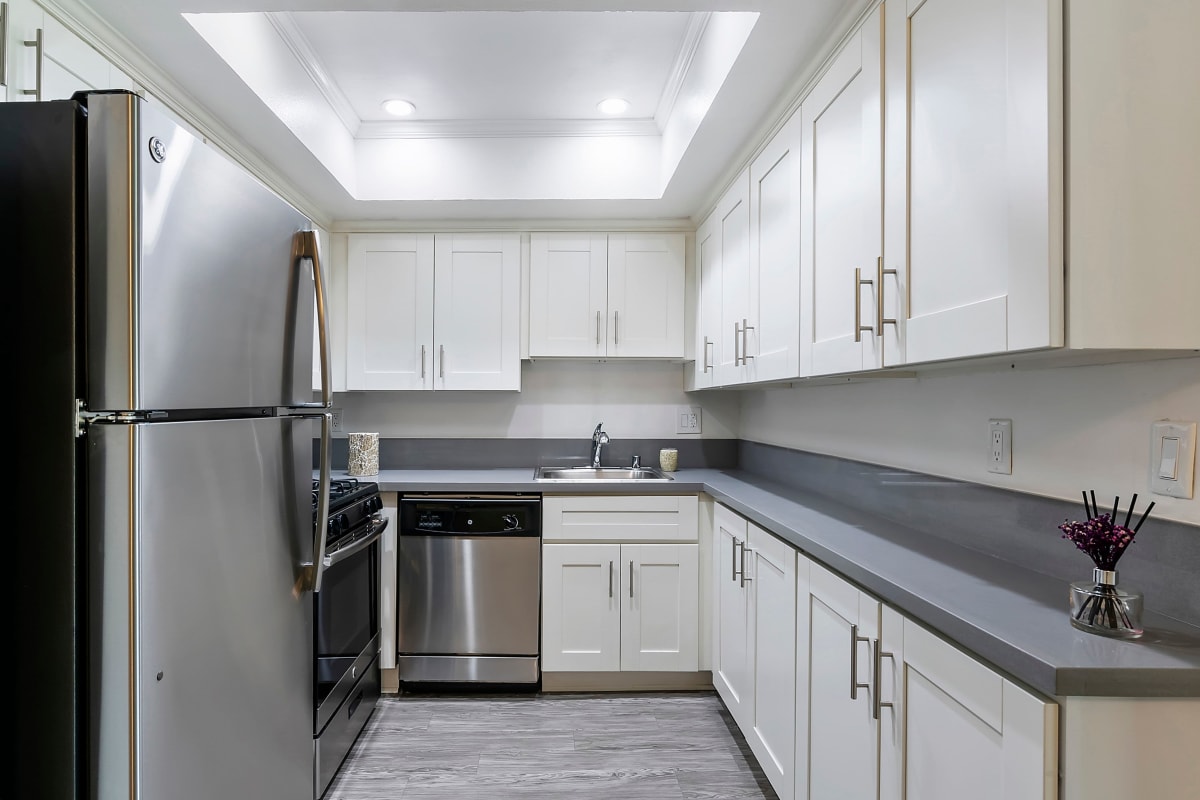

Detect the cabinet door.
xmin=528 ymin=233 xmax=608 ymax=357
xmin=693 ymin=217 xmax=721 ymax=388
xmin=542 ymin=543 xmax=622 ymax=672
xmin=897 ymin=0 xmax=1062 ymax=363
xmin=713 ymin=504 xmax=753 ymax=725
xmin=716 ymin=170 xmax=751 ymax=385
xmin=802 ymin=6 xmax=883 ymax=377
xmin=620 ymin=543 xmax=698 ymax=672
xmin=345 ymin=233 xmax=435 ymax=390
xmin=748 ymin=108 xmax=803 ymax=383
xmin=747 ymin=524 xmax=797 ymax=800
xmin=433 ymin=233 xmax=521 ymax=390
xmin=899 ymin=619 xmax=1057 ymax=800
xmin=607 ymin=233 xmax=685 ymax=358
xmin=805 ymin=562 xmax=880 ymax=800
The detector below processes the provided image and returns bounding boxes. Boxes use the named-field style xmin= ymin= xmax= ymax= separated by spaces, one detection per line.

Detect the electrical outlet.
xmin=331 ymin=408 xmax=344 ymax=433
xmin=676 ymin=406 xmax=702 ymax=434
xmin=988 ymin=419 xmax=1012 ymax=474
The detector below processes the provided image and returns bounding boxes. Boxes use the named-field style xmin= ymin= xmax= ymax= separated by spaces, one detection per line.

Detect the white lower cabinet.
xmin=795 ymin=558 xmax=1056 ymax=800
xmin=713 ymin=503 xmax=798 ymax=800
xmin=541 ymin=495 xmax=700 ymax=674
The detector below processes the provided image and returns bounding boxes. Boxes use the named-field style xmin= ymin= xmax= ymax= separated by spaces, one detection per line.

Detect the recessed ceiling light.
xmin=597 ymin=98 xmax=630 ymax=115
xmin=382 ymin=99 xmax=416 ymax=117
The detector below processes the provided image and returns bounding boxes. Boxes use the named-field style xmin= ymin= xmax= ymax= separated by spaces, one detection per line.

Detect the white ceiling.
xmin=62 ymin=0 xmax=862 ymax=225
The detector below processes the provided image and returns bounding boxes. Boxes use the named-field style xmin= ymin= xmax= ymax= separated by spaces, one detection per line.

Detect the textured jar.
xmin=659 ymin=448 xmax=678 ymax=472
xmin=347 ymin=432 xmax=380 ymax=476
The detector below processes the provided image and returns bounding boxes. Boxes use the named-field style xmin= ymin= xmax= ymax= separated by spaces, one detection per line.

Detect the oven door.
xmin=315 ymin=517 xmax=384 ymax=734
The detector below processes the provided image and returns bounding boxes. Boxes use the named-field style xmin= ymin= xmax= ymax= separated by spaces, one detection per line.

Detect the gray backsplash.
xmin=737 ymin=441 xmax=1200 ymax=627
xmin=318 ymin=437 xmax=740 ymax=472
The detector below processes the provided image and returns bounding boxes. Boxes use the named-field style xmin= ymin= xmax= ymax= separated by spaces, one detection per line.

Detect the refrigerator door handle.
xmin=301 ymin=410 xmax=333 ymax=592
xmin=291 ymin=230 xmax=332 ymax=409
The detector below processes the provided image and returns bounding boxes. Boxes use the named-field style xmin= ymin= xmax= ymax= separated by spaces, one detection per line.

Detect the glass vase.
xmin=1069 ymin=568 xmax=1143 ymax=639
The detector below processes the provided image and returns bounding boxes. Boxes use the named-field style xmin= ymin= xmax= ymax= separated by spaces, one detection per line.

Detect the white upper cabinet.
xmin=801 ymin=5 xmax=885 ymax=377
xmin=887 ymin=0 xmax=1063 ymax=365
xmin=692 ymin=217 xmax=721 ymax=388
xmin=528 ymin=232 xmax=684 ymax=359
xmin=716 ymin=170 xmax=752 ymax=385
xmin=345 ymin=232 xmax=521 ymax=391
xmin=5 ymin=1 xmax=133 ymax=102
xmin=748 ymin=108 xmax=803 ymax=383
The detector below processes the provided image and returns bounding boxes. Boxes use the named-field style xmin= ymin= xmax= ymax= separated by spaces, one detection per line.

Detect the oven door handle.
xmin=323 ymin=516 xmax=388 ymax=569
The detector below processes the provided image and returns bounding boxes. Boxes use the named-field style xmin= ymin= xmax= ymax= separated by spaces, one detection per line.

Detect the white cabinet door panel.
xmin=902 ymin=0 xmax=1062 ymax=363
xmin=620 ymin=544 xmax=698 ymax=672
xmin=529 ymin=233 xmax=608 ymax=357
xmin=694 ymin=219 xmax=721 ymax=387
xmin=433 ymin=233 xmax=521 ymax=390
xmin=346 ymin=234 xmax=434 ymax=390
xmin=607 ymin=234 xmax=685 ymax=358
xmin=542 ymin=543 xmax=622 ymax=672
xmin=747 ymin=524 xmax=796 ymax=800
xmin=749 ymin=109 xmax=803 ymax=383
xmin=802 ymin=11 xmax=883 ymax=377
xmin=713 ymin=504 xmax=753 ymax=723
xmin=716 ymin=172 xmax=751 ymax=385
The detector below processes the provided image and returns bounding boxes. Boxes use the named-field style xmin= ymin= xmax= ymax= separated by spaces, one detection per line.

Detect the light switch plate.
xmin=1150 ymin=420 xmax=1196 ymax=499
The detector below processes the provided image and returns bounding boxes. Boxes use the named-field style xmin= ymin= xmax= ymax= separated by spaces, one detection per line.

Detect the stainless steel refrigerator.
xmin=7 ymin=90 xmax=334 ymax=799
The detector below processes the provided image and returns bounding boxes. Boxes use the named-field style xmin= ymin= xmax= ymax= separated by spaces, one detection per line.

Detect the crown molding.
xmin=266 ymin=11 xmax=361 ymax=138
xmin=654 ymin=11 xmax=710 ymax=132
xmin=356 ymin=117 xmax=661 ymax=140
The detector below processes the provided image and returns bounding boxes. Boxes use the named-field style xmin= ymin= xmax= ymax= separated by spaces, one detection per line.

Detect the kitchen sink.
xmin=533 ymin=466 xmax=673 ymax=482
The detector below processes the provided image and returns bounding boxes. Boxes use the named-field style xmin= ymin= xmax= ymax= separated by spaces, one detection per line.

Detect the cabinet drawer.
xmin=543 ymin=495 xmax=699 ymax=542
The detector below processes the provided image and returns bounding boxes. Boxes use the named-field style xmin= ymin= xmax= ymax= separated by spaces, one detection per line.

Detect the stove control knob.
xmin=328 ymin=513 xmax=347 ymax=536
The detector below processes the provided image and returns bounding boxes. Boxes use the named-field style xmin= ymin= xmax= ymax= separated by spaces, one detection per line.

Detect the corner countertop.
xmin=334 ymin=467 xmax=1200 ymax=698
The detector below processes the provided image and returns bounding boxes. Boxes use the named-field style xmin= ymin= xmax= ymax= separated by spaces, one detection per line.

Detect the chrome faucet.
xmin=590 ymin=423 xmax=610 ymax=468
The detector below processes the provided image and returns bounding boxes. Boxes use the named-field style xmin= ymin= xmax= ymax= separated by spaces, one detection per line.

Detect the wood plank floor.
xmin=324 ymin=691 xmax=780 ymax=799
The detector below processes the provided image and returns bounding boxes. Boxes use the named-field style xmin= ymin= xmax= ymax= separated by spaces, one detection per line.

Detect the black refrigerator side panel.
xmin=3 ymin=100 xmax=87 ymax=799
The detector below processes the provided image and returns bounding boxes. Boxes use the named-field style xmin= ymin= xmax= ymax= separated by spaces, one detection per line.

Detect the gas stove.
xmin=313 ymin=478 xmax=383 ymax=549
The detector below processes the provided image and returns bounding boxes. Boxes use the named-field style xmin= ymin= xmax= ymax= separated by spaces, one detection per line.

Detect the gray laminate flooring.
xmin=324 ymin=691 xmax=779 ymax=799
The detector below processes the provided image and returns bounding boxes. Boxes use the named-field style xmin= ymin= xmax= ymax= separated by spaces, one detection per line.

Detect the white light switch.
xmin=1150 ymin=421 xmax=1196 ymax=499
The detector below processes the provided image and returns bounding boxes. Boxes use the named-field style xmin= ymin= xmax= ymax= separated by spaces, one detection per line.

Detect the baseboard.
xmin=541 ymin=671 xmax=713 ymax=692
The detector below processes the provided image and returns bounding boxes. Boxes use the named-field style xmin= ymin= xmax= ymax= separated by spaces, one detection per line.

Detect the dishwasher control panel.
xmin=400 ymin=495 xmax=541 ymax=536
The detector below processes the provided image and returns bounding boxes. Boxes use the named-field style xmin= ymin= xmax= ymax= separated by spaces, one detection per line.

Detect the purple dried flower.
xmin=1058 ymin=512 xmax=1137 ymax=570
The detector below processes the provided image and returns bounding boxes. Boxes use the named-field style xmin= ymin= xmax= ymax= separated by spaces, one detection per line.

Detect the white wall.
xmin=332 ymin=360 xmax=740 ymax=440
xmin=739 ymin=356 xmax=1200 ymax=525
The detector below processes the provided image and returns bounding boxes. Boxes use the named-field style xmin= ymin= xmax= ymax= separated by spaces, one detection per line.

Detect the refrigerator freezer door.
xmin=89 ymin=416 xmax=313 ymax=800
xmin=85 ymin=92 xmax=315 ymax=413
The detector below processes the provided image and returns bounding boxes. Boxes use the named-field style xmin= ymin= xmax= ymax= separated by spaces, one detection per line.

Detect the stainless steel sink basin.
xmin=533 ymin=466 xmax=673 ymax=482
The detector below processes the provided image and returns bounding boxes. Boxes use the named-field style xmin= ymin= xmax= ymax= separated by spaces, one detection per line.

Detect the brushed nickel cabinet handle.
xmin=609 ymin=560 xmax=614 ymax=598
xmin=439 ymin=344 xmax=445 ymax=379
xmin=873 ymin=638 xmax=895 ymax=719
xmin=740 ymin=545 xmax=753 ymax=587
xmin=876 ymin=256 xmax=898 ymax=337
xmin=629 ymin=560 xmax=634 ymax=598
xmin=854 ymin=267 xmax=874 ymax=343
xmin=613 ymin=310 xmax=619 ymax=346
xmin=741 ymin=318 xmax=755 ymax=362
xmin=731 ymin=537 xmax=742 ymax=582
xmin=1 ymin=4 xmax=10 ymax=88
xmin=22 ymin=28 xmax=42 ymax=101
xmin=596 ymin=310 xmax=602 ymax=346
xmin=733 ymin=321 xmax=741 ymax=365
xmin=850 ymin=624 xmax=872 ymax=700
xmin=420 ymin=344 xmax=426 ymax=379
xmin=703 ymin=336 xmax=713 ymax=373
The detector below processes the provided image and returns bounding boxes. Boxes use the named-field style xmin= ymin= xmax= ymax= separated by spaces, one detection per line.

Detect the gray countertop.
xmin=339 ymin=467 xmax=1200 ymax=698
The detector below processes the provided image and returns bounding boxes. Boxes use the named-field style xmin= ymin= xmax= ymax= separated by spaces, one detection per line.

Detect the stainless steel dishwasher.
xmin=397 ymin=494 xmax=541 ymax=685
